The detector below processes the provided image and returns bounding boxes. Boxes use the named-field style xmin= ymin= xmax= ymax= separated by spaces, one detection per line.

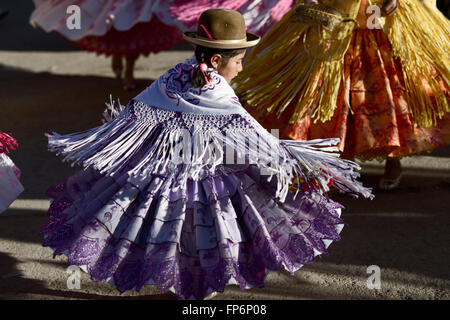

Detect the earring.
xmin=199 ymin=63 xmax=211 ymax=84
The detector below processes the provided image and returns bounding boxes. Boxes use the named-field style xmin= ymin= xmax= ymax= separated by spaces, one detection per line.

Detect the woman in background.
xmin=235 ymin=0 xmax=449 ymax=190
xmin=30 ymin=0 xmax=183 ymax=91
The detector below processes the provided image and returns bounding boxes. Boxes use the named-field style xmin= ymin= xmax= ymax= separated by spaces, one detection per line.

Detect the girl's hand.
xmin=381 ymin=0 xmax=398 ymax=16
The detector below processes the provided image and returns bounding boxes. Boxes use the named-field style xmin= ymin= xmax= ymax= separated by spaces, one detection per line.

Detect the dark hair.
xmin=192 ymin=46 xmax=246 ymax=88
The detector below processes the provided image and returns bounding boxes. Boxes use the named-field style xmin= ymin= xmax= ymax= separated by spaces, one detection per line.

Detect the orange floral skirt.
xmin=250 ymin=28 xmax=450 ymax=160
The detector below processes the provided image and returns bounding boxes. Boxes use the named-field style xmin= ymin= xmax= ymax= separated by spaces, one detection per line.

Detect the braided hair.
xmin=192 ymin=45 xmax=246 ymax=88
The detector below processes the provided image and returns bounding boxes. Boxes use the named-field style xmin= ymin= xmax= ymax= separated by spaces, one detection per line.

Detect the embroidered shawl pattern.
xmin=47 ymin=57 xmax=373 ymax=202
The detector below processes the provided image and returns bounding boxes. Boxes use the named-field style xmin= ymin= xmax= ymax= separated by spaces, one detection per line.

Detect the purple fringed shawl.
xmin=47 ymin=57 xmax=373 ymax=202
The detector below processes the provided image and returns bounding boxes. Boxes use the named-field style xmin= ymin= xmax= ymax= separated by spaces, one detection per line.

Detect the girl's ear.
xmin=210 ymin=54 xmax=222 ymax=69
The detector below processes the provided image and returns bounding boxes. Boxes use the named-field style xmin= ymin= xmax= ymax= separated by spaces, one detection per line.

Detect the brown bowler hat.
xmin=183 ymin=8 xmax=260 ymax=49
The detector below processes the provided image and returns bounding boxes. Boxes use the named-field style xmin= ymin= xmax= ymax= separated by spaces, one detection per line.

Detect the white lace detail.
xmin=128 ymin=100 xmax=254 ymax=131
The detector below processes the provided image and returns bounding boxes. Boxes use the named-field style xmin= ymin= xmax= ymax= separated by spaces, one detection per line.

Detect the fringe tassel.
xmin=47 ymin=100 xmax=373 ymax=202
xmin=282 ymin=139 xmax=374 ymax=200
xmin=102 ymin=95 xmax=126 ymax=123
xmin=383 ymin=0 xmax=449 ymax=127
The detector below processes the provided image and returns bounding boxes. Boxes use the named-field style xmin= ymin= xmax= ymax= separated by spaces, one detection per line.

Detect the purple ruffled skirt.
xmin=41 ymin=164 xmax=344 ymax=299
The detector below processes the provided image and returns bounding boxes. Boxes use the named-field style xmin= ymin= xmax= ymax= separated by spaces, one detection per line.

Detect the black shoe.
xmin=0 ymin=8 xmax=9 ymax=21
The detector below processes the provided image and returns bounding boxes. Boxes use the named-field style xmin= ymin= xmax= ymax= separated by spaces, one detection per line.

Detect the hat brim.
xmin=183 ymin=31 xmax=260 ymax=49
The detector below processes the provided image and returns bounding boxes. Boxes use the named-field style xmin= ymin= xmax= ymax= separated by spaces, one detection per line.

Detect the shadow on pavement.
xmin=0 ymin=168 xmax=449 ymax=288
xmin=427 ymin=146 xmax=450 ymax=158
xmin=328 ymin=177 xmax=450 ymax=281
xmin=0 ymin=64 xmax=155 ymax=199
xmin=0 ymin=250 xmax=177 ymax=299
xmin=0 ymin=251 xmax=48 ymax=298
